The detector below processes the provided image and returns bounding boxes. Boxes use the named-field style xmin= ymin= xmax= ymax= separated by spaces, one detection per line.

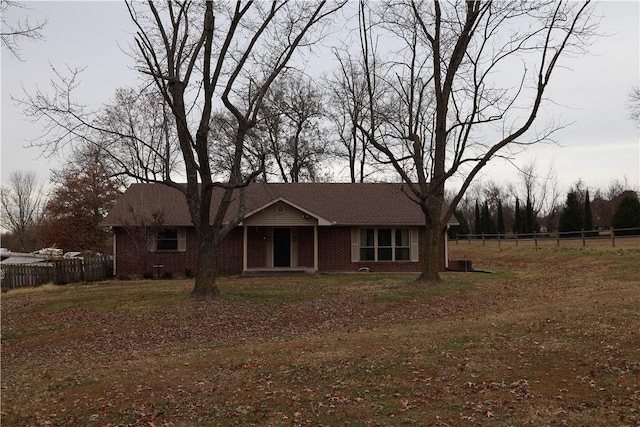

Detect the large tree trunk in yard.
xmin=417 ymin=222 xmax=443 ymax=284
xmin=189 ymin=228 xmax=221 ymax=300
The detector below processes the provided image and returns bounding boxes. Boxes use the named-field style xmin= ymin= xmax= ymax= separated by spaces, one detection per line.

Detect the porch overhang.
xmin=240 ymin=197 xmax=332 ymax=226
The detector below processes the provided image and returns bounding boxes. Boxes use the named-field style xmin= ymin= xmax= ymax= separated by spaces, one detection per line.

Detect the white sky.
xmin=1 ymin=1 xmax=639 ymax=195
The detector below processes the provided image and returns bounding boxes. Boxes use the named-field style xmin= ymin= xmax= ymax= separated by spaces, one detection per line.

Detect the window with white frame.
xmin=358 ymin=228 xmax=412 ymax=261
xmin=154 ymin=228 xmax=186 ymax=252
xmin=394 ymin=228 xmax=410 ymax=260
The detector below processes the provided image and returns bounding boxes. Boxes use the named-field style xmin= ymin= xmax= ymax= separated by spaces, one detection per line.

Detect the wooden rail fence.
xmin=0 ymin=257 xmax=113 ymax=290
xmin=454 ymin=227 xmax=640 ymax=248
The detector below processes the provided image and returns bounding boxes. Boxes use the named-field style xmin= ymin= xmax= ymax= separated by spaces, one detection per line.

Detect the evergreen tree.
xmin=447 ymin=209 xmax=471 ymax=239
xmin=611 ymin=192 xmax=640 ymax=235
xmin=474 ymin=200 xmax=481 ymax=237
xmin=497 ymin=200 xmax=505 ymax=235
xmin=558 ymin=190 xmax=583 ymax=237
xmin=583 ymin=189 xmax=594 ymax=236
xmin=480 ymin=201 xmax=497 ymax=236
xmin=514 ymin=198 xmax=522 ymax=234
xmin=525 ymin=195 xmax=537 ymax=235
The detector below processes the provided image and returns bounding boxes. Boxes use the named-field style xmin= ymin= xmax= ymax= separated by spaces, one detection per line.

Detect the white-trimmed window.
xmin=394 ymin=228 xmax=410 ymax=260
xmin=151 ymin=228 xmax=186 ymax=252
xmin=353 ymin=228 xmax=417 ymax=262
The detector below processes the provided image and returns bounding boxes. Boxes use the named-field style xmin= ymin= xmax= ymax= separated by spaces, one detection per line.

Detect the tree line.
xmin=448 ymin=177 xmax=640 ymax=239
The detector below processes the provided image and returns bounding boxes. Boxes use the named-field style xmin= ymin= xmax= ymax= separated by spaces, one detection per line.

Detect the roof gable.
xmin=242 ymin=197 xmax=332 ymax=226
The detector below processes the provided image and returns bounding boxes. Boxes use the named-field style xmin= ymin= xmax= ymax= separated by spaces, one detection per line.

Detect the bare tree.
xmin=509 ymin=160 xmax=561 ymax=231
xmin=326 ymin=50 xmax=375 ymax=182
xmin=326 ymin=48 xmax=396 ymax=182
xmin=257 ymin=72 xmax=329 ymax=182
xmin=17 ymin=67 xmax=181 ymax=184
xmin=628 ymin=85 xmax=640 ymax=127
xmin=357 ymin=0 xmax=596 ymax=283
xmin=97 ymin=86 xmax=182 ymax=182
xmin=19 ymin=1 xmax=345 ymax=299
xmin=0 ymin=0 xmax=46 ymax=60
xmin=120 ymin=207 xmax=166 ymax=278
xmin=0 ymin=170 xmax=47 ymax=251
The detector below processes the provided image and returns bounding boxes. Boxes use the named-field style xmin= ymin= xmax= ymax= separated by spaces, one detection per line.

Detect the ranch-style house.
xmin=102 ymin=182 xmax=456 ymax=278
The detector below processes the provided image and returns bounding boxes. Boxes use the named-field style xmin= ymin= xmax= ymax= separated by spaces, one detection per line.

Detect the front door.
xmin=273 ymin=228 xmax=291 ymax=268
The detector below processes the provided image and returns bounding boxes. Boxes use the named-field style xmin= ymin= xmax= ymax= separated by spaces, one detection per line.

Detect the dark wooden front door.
xmin=273 ymin=228 xmax=291 ymax=267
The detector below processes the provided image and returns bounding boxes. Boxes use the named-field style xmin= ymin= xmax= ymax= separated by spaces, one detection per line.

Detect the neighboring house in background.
xmin=101 ymin=182 xmax=456 ymax=278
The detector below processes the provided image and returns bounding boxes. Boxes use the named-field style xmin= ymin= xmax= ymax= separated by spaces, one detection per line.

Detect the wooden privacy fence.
xmin=0 ymin=257 xmax=113 ymax=290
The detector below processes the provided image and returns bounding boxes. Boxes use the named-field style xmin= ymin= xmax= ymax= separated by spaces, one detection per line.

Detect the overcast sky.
xmin=1 ymin=1 xmax=639 ymax=195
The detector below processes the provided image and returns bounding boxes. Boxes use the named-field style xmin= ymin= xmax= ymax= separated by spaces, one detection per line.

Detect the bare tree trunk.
xmin=190 ymin=226 xmax=220 ymax=300
xmin=418 ymin=221 xmax=442 ymax=283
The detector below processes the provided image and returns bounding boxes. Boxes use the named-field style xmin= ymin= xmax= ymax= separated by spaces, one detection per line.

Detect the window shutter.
xmin=410 ymin=227 xmax=419 ymax=262
xmin=351 ymin=228 xmax=360 ymax=262
xmin=178 ymin=228 xmax=187 ymax=252
xmin=147 ymin=232 xmax=156 ymax=252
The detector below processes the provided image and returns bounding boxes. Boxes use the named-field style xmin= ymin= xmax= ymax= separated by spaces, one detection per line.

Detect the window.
xmin=360 ymin=229 xmax=375 ymax=261
xmin=156 ymin=229 xmax=178 ymax=251
xmin=357 ymin=228 xmax=412 ymax=261
xmin=395 ymin=229 xmax=410 ymax=260
xmin=154 ymin=228 xmax=186 ymax=252
xmin=377 ymin=229 xmax=392 ymax=260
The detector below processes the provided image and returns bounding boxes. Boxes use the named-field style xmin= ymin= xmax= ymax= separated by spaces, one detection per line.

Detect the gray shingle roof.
xmin=102 ymin=182 xmax=447 ymax=227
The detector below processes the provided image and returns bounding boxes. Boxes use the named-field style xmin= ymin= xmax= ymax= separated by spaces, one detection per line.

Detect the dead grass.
xmin=1 ymin=243 xmax=639 ymax=426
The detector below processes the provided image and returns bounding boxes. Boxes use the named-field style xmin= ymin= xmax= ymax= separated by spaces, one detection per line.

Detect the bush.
xmin=184 ymin=268 xmax=193 ymax=279
xmin=143 ymin=271 xmax=155 ymax=280
xmin=558 ymin=191 xmax=583 ymax=237
xmin=611 ymin=193 xmax=640 ymax=235
xmin=161 ymin=271 xmax=174 ymax=280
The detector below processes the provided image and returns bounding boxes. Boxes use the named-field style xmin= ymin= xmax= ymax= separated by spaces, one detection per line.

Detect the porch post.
xmin=112 ymin=229 xmax=117 ymax=276
xmin=243 ymin=226 xmax=248 ymax=273
xmin=314 ymin=225 xmax=319 ymax=272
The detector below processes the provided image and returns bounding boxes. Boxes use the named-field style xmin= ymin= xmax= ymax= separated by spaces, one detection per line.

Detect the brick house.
xmin=102 ymin=182 xmax=455 ymax=277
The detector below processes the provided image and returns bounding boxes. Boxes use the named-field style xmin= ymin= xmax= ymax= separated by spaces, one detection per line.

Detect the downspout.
xmin=445 ymin=224 xmax=450 ymax=270
xmin=243 ymin=226 xmax=248 ymax=273
xmin=314 ymin=224 xmax=319 ymax=273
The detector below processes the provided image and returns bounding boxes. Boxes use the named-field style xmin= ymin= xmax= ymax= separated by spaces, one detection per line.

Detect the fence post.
xmin=515 ymin=232 xmax=518 ymax=247
xmin=482 ymin=232 xmax=485 ymax=245
xmin=498 ymin=232 xmax=501 ymax=246
xmin=456 ymin=234 xmax=459 ymax=245
xmin=581 ymin=228 xmax=585 ymax=247
xmin=556 ymin=231 xmax=560 ymax=247
xmin=534 ymin=230 xmax=538 ymax=248
xmin=611 ymin=226 xmax=616 ymax=247
xmin=468 ymin=233 xmax=471 ymax=245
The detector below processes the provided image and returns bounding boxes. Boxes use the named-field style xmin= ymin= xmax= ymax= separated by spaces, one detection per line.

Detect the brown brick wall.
xmin=246 ymin=226 xmax=268 ymax=269
xmin=114 ymin=227 xmax=243 ymax=278
xmin=296 ymin=226 xmax=315 ymax=268
xmin=113 ymin=225 xmax=446 ymax=277
xmin=317 ymin=227 xmax=438 ymax=273
xmin=217 ymin=228 xmax=244 ymax=275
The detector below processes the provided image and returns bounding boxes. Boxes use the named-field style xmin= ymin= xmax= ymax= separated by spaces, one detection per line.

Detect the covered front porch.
xmin=240 ymin=198 xmax=329 ymax=275
xmin=242 ymin=225 xmax=319 ymax=274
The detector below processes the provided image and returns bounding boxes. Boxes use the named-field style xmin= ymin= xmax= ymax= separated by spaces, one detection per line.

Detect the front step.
xmin=241 ymin=269 xmax=316 ymax=277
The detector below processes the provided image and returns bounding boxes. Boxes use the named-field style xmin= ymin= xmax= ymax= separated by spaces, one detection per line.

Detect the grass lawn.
xmin=1 ymin=241 xmax=639 ymax=426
